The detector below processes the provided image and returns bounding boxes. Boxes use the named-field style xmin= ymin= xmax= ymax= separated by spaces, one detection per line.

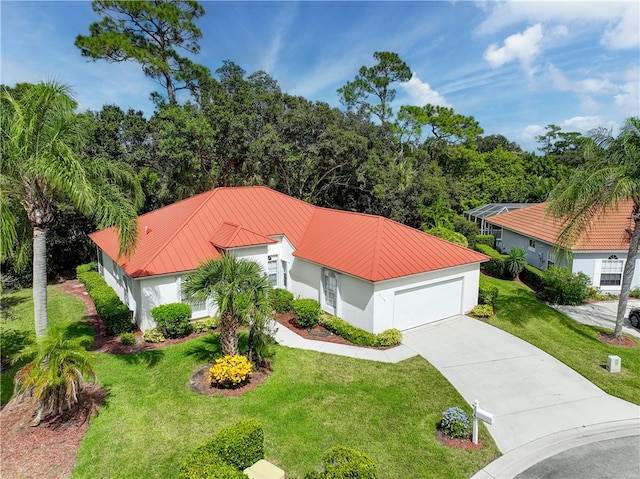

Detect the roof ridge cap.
xmin=138 ymin=189 xmax=218 ymax=273
xmin=370 ymin=216 xmax=384 ymax=280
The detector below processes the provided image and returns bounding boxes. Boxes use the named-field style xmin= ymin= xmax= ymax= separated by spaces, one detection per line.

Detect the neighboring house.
xmin=464 ymin=203 xmax=534 ymax=241
xmin=89 ymin=186 xmax=488 ymax=332
xmin=486 ymin=201 xmax=638 ymax=294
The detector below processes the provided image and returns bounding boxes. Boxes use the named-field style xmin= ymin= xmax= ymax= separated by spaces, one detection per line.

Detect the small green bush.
xmin=476 ymin=244 xmax=513 ymax=279
xmin=151 ymin=303 xmax=193 ymax=338
xmin=142 ymin=328 xmax=166 ymax=343
xmin=475 ymin=234 xmax=496 ymax=249
xmin=478 ymin=279 xmax=499 ymax=307
xmin=540 ymin=266 xmax=591 ymax=306
xmin=469 ymin=304 xmax=494 ymax=318
xmin=179 ymin=449 xmax=247 ymax=479
xmin=269 ymin=288 xmax=294 ymax=313
xmin=293 ymin=298 xmax=321 ymax=328
xmin=192 ymin=317 xmax=219 ymax=333
xmin=120 ymin=332 xmax=136 ymax=345
xmin=305 ymin=445 xmax=378 ymax=479
xmin=374 ymin=328 xmax=403 ymax=347
xmin=212 ymin=419 xmax=264 ymax=470
xmin=440 ymin=406 xmax=471 ymax=439
xmin=630 ymin=288 xmax=640 ymax=299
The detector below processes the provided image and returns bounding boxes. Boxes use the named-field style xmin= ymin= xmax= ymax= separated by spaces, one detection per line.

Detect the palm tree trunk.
xmin=615 ymin=206 xmax=640 ymax=338
xmin=219 ymin=313 xmax=239 ymax=356
xmin=33 ymin=226 xmax=48 ymax=338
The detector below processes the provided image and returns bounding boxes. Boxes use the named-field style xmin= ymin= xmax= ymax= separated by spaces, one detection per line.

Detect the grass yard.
xmin=0 ymin=285 xmax=93 ymax=406
xmin=483 ymin=276 xmax=640 ymax=405
xmin=72 ymin=340 xmax=499 ymax=479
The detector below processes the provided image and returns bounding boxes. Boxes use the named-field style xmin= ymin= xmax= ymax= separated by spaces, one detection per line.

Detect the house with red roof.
xmin=90 ymin=186 xmax=488 ymax=332
xmin=486 ymin=201 xmax=638 ymax=294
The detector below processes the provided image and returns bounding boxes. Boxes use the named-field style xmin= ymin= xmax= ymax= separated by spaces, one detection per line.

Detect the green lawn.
xmin=1 ymin=285 xmax=93 ymax=405
xmin=1 ymin=285 xmax=499 ymax=478
xmin=483 ymin=276 xmax=640 ymax=405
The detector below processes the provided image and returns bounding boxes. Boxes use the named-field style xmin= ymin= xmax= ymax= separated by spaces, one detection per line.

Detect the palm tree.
xmin=0 ymin=81 xmax=143 ymax=337
xmin=547 ymin=117 xmax=640 ymax=339
xmin=182 ymin=253 xmax=273 ymax=357
xmin=506 ymin=247 xmax=527 ymax=280
xmin=13 ymin=322 xmax=97 ymax=426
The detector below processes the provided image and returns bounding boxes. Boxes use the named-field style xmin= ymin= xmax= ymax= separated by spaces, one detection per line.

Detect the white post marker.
xmin=472 ymin=400 xmax=495 ymax=444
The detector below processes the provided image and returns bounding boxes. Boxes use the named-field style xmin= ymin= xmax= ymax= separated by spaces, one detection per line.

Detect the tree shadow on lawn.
xmin=110 ymin=349 xmax=165 ymax=368
xmin=0 ymin=295 xmax=28 ymax=315
xmin=184 ymin=332 xmax=253 ymax=364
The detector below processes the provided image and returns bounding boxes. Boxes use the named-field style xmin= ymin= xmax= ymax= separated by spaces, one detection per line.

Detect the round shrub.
xmin=151 ymin=303 xmax=193 ymax=338
xmin=120 ymin=332 xmax=136 ymax=345
xmin=440 ymin=406 xmax=471 ymax=439
xmin=212 ymin=419 xmax=264 ymax=470
xmin=305 ymin=445 xmax=378 ymax=479
xmin=209 ymin=355 xmax=253 ymax=388
xmin=269 ymin=288 xmax=294 ymax=313
xmin=178 ymin=450 xmax=246 ymax=479
xmin=142 ymin=328 xmax=166 ymax=343
xmin=469 ymin=304 xmax=494 ymax=319
xmin=374 ymin=328 xmax=402 ymax=347
xmin=293 ymin=298 xmax=321 ymax=328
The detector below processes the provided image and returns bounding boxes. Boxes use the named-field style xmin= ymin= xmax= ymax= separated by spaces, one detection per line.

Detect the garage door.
xmin=393 ymin=278 xmax=463 ymax=330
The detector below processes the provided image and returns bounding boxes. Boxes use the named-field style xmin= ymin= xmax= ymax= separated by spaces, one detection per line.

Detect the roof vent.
xmin=145 ymin=225 xmax=152 ymax=234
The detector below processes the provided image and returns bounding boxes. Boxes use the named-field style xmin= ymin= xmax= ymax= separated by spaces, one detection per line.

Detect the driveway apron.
xmin=401 ymin=315 xmax=640 ymax=453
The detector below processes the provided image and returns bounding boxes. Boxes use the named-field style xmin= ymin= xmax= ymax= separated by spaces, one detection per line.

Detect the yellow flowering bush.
xmin=209 ymin=355 xmax=253 ymax=388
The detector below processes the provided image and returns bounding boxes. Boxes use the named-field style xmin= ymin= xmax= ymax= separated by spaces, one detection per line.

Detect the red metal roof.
xmin=486 ymin=201 xmax=634 ymax=251
xmin=89 ymin=186 xmax=488 ymax=281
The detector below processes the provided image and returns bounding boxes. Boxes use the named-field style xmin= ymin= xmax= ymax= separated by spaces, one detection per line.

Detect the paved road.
xmin=515 ymin=435 xmax=640 ymax=479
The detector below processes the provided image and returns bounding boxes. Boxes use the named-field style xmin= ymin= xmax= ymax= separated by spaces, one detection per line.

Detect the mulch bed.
xmin=434 ymin=429 xmax=484 ymax=450
xmin=597 ymin=332 xmax=637 ymax=347
xmin=274 ymin=311 xmax=355 ymax=346
xmin=188 ymin=364 xmax=272 ymax=398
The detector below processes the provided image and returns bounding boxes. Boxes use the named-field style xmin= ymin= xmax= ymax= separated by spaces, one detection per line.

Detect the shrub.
xmin=209 ymin=355 xmax=253 ymax=388
xmin=142 ymin=328 xmax=166 ymax=343
xmin=440 ymin=406 xmax=471 ymax=439
xmin=120 ymin=332 xmax=136 ymax=345
xmin=475 ymin=234 xmax=496 ymax=249
xmin=506 ymin=247 xmax=527 ymax=278
xmin=269 ymin=288 xmax=294 ymax=313
xmin=192 ymin=316 xmax=219 ymax=333
xmin=151 ymin=303 xmax=193 ymax=338
xmin=426 ymin=226 xmax=468 ymax=248
xmin=212 ymin=419 xmax=264 ymax=470
xmin=540 ymin=266 xmax=591 ymax=306
xmin=305 ymin=445 xmax=378 ymax=479
xmin=374 ymin=328 xmax=403 ymax=347
xmin=469 ymin=304 xmax=494 ymax=318
xmin=178 ymin=419 xmax=264 ymax=479
xmin=293 ymin=298 xmax=321 ymax=328
xmin=520 ymin=264 xmax=545 ymax=291
xmin=630 ymin=288 xmax=640 ymax=299
xmin=478 ymin=277 xmax=499 ymax=307
xmin=179 ymin=449 xmax=247 ymax=479
xmin=76 ymin=264 xmax=133 ymax=336
xmin=476 ymin=244 xmax=513 ymax=279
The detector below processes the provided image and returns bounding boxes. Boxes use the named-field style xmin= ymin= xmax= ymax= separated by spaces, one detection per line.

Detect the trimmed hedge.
xmin=269 ymin=288 xmax=294 ymax=313
xmin=76 ymin=264 xmax=132 ymax=336
xmin=475 ymin=244 xmax=514 ymax=280
xmin=320 ymin=314 xmax=402 ymax=347
xmin=478 ymin=276 xmax=499 ymax=307
xmin=475 ymin=235 xmax=496 ymax=249
xmin=520 ymin=264 xmax=545 ymax=291
xmin=151 ymin=302 xmax=193 ymax=338
xmin=292 ymin=298 xmax=321 ymax=328
xmin=178 ymin=419 xmax=263 ymax=479
xmin=305 ymin=446 xmax=378 ymax=479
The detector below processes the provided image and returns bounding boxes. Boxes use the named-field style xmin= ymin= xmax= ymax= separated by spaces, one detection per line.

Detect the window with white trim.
xmin=281 ymin=260 xmax=289 ymax=289
xmin=528 ymin=239 xmax=536 ymax=252
xmin=97 ymin=250 xmax=104 ymax=275
xmin=600 ymin=255 xmax=623 ymax=287
xmin=323 ymin=270 xmax=337 ymax=310
xmin=268 ymin=256 xmax=278 ymax=287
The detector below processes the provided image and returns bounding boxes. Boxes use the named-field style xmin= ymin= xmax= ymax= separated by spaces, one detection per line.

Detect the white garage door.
xmin=393 ymin=278 xmax=463 ymax=330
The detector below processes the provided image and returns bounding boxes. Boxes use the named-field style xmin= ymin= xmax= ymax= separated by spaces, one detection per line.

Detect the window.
xmin=268 ymin=256 xmax=278 ymax=287
xmin=97 ymin=250 xmax=104 ymax=275
xmin=600 ymin=255 xmax=623 ymax=287
xmin=281 ymin=260 xmax=288 ymax=289
xmin=528 ymin=239 xmax=536 ymax=252
xmin=323 ymin=270 xmax=337 ymax=310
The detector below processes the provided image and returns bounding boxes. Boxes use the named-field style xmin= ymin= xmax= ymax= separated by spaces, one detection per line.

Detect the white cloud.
xmin=477 ymin=0 xmax=638 ymax=51
xmin=401 ymin=74 xmax=450 ymax=107
xmin=484 ymin=24 xmax=543 ymax=72
xmin=614 ymin=67 xmax=640 ymax=117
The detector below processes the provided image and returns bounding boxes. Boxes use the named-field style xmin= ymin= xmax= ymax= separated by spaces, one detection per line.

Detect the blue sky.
xmin=1 ymin=0 xmax=638 ymax=152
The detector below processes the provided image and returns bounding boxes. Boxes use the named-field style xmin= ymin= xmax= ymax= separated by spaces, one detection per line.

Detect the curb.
xmin=470 ymin=418 xmax=640 ymax=479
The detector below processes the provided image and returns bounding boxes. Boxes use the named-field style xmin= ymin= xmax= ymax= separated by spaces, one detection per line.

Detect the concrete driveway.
xmin=401 ymin=316 xmax=640 ymax=459
xmin=552 ymin=299 xmax=640 ymax=339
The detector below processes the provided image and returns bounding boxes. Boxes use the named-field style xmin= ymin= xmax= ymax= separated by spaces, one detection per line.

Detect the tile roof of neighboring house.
xmin=486 ymin=201 xmax=634 ymax=251
xmin=89 ymin=186 xmax=488 ymax=282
